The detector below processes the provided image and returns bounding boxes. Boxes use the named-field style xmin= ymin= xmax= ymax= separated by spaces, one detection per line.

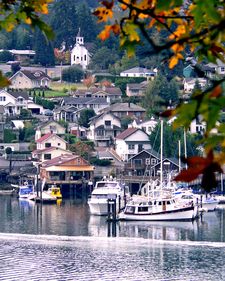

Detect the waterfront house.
xmin=35 ymin=133 xmax=67 ymax=150
xmin=120 ymin=67 xmax=156 ymax=78
xmin=32 ymin=146 xmax=73 ymax=162
xmin=99 ymin=102 xmax=146 ymax=120
xmin=125 ymin=149 xmax=160 ymax=177
xmin=87 ymin=112 xmax=122 ymax=147
xmin=9 ymin=69 xmax=51 ymax=89
xmin=40 ymin=154 xmax=94 ymax=185
xmin=115 ymin=128 xmax=151 ymax=161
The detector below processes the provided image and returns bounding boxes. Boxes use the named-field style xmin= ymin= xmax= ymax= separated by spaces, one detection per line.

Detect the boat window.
xmin=125 ymin=206 xmax=135 ymax=214
xmin=138 ymin=206 xmax=149 ymax=212
xmin=96 ymin=182 xmax=117 ymax=188
xmin=158 ymin=201 xmax=162 ymax=205
xmin=92 ymin=194 xmax=108 ymax=199
xmin=167 ymin=201 xmax=171 ymax=205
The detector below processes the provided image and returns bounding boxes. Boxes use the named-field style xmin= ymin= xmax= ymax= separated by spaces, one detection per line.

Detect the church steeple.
xmin=76 ymin=28 xmax=84 ymax=45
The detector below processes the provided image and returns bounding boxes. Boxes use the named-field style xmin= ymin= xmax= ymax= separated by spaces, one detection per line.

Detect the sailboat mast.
xmin=160 ymin=119 xmax=163 ymax=189
xmin=184 ymin=129 xmax=188 ymax=169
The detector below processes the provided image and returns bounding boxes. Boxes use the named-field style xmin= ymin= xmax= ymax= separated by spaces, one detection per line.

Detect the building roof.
xmin=10 ymin=69 xmax=50 ymax=82
xmin=39 ymin=120 xmax=65 ymax=130
xmin=7 ymin=90 xmax=29 ymax=100
xmin=32 ymin=146 xmax=72 ymax=155
xmin=121 ymin=67 xmax=154 ymax=74
xmin=75 ymin=87 xmax=122 ymax=97
xmin=116 ymin=127 xmax=138 ymax=140
xmin=100 ymin=102 xmax=146 ymax=113
xmin=63 ymin=96 xmax=109 ymax=106
xmin=36 ymin=132 xmax=53 ymax=143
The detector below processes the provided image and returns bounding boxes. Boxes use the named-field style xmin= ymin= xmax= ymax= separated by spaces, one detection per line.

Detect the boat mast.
xmin=160 ymin=119 xmax=163 ymax=189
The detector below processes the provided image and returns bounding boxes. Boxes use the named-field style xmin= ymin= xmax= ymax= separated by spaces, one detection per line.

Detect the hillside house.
xmin=120 ymin=67 xmax=156 ymax=78
xmin=9 ymin=70 xmax=50 ymax=89
xmin=38 ymin=120 xmax=66 ymax=136
xmin=87 ymin=112 xmax=122 ymax=147
xmin=74 ymin=86 xmax=122 ymax=102
xmin=99 ymin=102 xmax=146 ymax=120
xmin=35 ymin=133 xmax=67 ymax=150
xmin=115 ymin=128 xmax=151 ymax=161
xmin=32 ymin=146 xmax=73 ymax=162
xmin=0 ymin=89 xmax=43 ymax=115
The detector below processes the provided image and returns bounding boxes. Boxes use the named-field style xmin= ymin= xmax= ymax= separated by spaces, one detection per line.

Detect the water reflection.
xmin=0 ymin=196 xmax=225 ymax=242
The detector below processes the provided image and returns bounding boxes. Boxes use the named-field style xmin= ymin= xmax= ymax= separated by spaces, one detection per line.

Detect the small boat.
xmin=88 ymin=177 xmax=130 ymax=215
xmin=28 ymin=191 xmax=57 ymax=204
xmin=118 ymin=195 xmax=198 ymax=221
xmin=12 ymin=181 xmax=34 ymax=199
xmin=45 ymin=185 xmax=62 ymax=199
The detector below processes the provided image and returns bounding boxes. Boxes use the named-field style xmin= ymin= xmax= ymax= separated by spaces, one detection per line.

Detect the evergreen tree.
xmin=34 ymin=30 xmax=55 ymax=66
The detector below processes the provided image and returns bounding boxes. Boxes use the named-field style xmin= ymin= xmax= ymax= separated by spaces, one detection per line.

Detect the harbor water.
xmin=0 ymin=196 xmax=225 ymax=281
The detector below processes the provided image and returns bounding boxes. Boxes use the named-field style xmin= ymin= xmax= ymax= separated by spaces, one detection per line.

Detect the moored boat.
xmin=88 ymin=177 xmax=130 ymax=215
xmin=118 ymin=194 xmax=198 ymax=221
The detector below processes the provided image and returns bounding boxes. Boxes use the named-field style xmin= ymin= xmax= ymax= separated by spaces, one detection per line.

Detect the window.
xmin=145 ymin=158 xmax=150 ymax=165
xmin=105 ymin=120 xmax=111 ymax=126
xmin=128 ymin=144 xmax=135 ymax=150
xmin=84 ymin=55 xmax=86 ymax=61
xmin=138 ymin=206 xmax=148 ymax=212
xmin=134 ymin=159 xmax=142 ymax=166
xmin=45 ymin=143 xmax=51 ymax=148
xmin=97 ymin=130 xmax=104 ymax=136
xmin=57 ymin=143 xmax=61 ymax=146
xmin=138 ymin=144 xmax=143 ymax=152
xmin=151 ymin=158 xmax=157 ymax=165
xmin=44 ymin=154 xmax=51 ymax=160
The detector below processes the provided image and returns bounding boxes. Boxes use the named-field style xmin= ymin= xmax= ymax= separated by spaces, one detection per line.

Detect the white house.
xmin=206 ymin=59 xmax=225 ymax=76
xmin=129 ymin=117 xmax=158 ymax=135
xmin=115 ymin=127 xmax=151 ymax=161
xmin=70 ymin=28 xmax=90 ymax=69
xmin=0 ymin=89 xmax=44 ymax=115
xmin=183 ymin=78 xmax=207 ymax=93
xmin=9 ymin=70 xmax=51 ymax=89
xmin=120 ymin=67 xmax=156 ymax=78
xmin=38 ymin=120 xmax=66 ymax=136
xmin=35 ymin=133 xmax=67 ymax=150
xmin=87 ymin=112 xmax=122 ymax=147
xmin=32 ymin=146 xmax=73 ymax=162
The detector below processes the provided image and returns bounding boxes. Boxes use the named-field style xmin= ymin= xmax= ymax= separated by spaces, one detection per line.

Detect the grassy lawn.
xmin=43 ymin=90 xmax=69 ymax=98
xmin=50 ymin=81 xmax=86 ymax=91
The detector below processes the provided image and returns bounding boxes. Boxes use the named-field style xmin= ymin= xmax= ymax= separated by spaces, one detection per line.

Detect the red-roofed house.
xmin=115 ymin=128 xmax=151 ymax=161
xmin=36 ymin=133 xmax=67 ymax=150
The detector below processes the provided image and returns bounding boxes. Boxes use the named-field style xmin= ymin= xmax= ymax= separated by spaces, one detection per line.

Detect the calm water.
xmin=0 ymin=196 xmax=225 ymax=281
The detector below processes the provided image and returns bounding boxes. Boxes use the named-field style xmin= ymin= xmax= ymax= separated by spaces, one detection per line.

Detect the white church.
xmin=70 ymin=28 xmax=90 ymax=69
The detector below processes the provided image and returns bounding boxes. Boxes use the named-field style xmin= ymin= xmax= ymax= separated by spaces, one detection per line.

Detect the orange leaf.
xmin=169 ymin=56 xmax=178 ymax=68
xmin=209 ymin=85 xmax=222 ymax=98
xmin=98 ymin=25 xmax=112 ymax=40
xmin=174 ymin=167 xmax=204 ymax=182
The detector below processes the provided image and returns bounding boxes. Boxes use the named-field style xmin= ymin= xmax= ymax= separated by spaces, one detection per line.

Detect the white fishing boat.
xmin=88 ymin=177 xmax=130 ymax=215
xmin=118 ymin=193 xmax=198 ymax=221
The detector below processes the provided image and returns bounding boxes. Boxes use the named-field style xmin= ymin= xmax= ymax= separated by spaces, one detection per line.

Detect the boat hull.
xmin=88 ymin=198 xmax=125 ymax=215
xmin=119 ymin=206 xmax=198 ymax=221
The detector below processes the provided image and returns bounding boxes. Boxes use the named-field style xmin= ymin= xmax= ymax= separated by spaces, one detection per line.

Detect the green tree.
xmin=62 ymin=65 xmax=84 ymax=83
xmin=89 ymin=46 xmax=119 ymax=70
xmin=0 ymin=50 xmax=13 ymax=62
xmin=34 ymin=29 xmax=55 ymax=67
xmin=78 ymin=109 xmax=96 ymax=128
xmin=149 ymin=123 xmax=199 ymax=159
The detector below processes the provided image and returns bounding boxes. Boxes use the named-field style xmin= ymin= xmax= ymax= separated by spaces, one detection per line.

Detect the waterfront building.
xmin=40 ymin=154 xmax=94 ymax=185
